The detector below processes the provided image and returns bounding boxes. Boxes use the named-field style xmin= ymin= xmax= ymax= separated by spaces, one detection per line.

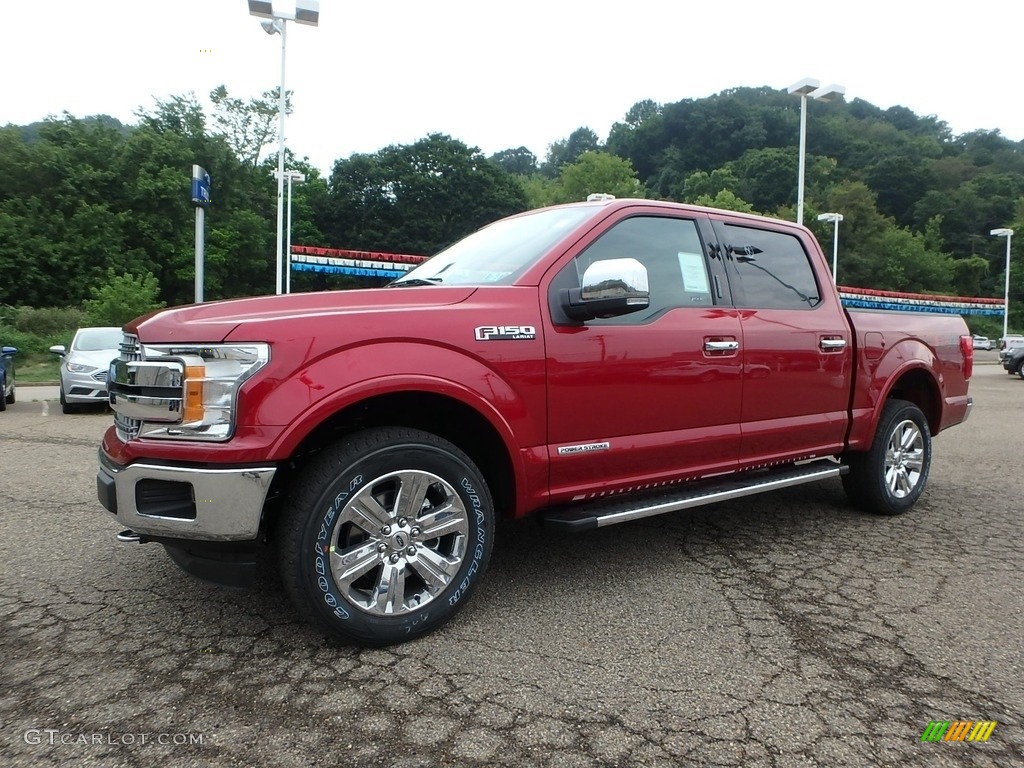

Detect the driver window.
xmin=576 ymin=216 xmax=711 ymax=323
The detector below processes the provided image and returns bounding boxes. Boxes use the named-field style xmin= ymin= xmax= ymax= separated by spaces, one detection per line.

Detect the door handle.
xmin=704 ymin=340 xmax=740 ymax=352
xmin=819 ymin=338 xmax=847 ymax=351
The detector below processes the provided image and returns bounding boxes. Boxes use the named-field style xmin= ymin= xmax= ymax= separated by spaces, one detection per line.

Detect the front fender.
xmin=253 ymin=341 xmax=543 ymax=464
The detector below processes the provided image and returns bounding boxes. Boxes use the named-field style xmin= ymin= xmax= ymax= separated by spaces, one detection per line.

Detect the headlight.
xmin=109 ymin=343 xmax=270 ymax=442
xmin=67 ymin=362 xmax=98 ymax=373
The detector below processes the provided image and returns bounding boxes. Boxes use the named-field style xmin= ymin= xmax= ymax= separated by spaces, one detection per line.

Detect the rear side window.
xmin=724 ymin=224 xmax=822 ymax=309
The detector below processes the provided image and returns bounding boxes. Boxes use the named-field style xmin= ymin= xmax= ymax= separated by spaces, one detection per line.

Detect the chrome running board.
xmin=543 ymin=462 xmax=847 ymax=532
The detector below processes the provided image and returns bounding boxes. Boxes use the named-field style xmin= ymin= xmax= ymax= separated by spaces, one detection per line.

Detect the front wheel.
xmin=59 ymin=387 xmax=79 ymax=414
xmin=277 ymin=427 xmax=495 ymax=646
xmin=842 ymin=399 xmax=932 ymax=516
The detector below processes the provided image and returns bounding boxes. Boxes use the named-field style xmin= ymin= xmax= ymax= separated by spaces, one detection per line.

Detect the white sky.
xmin=4 ymin=0 xmax=1022 ymax=177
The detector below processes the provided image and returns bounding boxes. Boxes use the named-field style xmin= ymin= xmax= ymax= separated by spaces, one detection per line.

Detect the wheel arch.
xmin=270 ymin=387 xmax=518 ymax=523
xmin=883 ymin=367 xmax=941 ymax=436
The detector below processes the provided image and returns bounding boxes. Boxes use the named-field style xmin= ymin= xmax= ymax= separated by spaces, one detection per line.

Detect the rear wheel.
xmin=842 ymin=399 xmax=931 ymax=516
xmin=0 ymin=375 xmax=6 ymax=411
xmin=277 ymin=427 xmax=495 ymax=646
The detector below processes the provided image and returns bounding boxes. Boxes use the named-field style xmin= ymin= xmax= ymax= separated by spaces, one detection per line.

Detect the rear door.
xmin=543 ymin=210 xmax=743 ymax=502
xmin=711 ymin=218 xmax=853 ymax=466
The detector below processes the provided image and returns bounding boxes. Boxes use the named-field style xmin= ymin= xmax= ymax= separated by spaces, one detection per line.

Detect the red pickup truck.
xmin=98 ymin=198 xmax=973 ymax=645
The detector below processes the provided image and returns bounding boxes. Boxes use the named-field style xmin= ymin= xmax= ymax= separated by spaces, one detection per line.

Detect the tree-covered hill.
xmin=1 ymin=85 xmax=1021 ymax=333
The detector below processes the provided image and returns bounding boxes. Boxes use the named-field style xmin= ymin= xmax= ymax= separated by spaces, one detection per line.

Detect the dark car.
xmin=0 ymin=344 xmax=17 ymax=411
xmin=1002 ymin=346 xmax=1024 ymax=378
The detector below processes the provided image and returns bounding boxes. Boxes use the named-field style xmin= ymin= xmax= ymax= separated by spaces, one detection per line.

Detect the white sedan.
xmin=50 ymin=327 xmax=122 ymax=414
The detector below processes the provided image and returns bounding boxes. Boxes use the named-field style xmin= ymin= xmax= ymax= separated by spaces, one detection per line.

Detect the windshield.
xmin=74 ymin=328 xmax=122 ymax=351
xmin=390 ymin=206 xmax=595 ymax=287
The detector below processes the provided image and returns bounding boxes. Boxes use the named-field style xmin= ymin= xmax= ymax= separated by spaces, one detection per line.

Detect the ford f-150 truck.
xmin=97 ymin=198 xmax=974 ymax=645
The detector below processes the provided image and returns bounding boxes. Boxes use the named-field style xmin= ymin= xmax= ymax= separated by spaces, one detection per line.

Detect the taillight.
xmin=959 ymin=335 xmax=973 ymax=380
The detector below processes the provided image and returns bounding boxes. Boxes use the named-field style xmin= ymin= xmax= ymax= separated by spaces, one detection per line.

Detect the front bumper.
xmin=63 ymin=370 xmax=109 ymax=403
xmin=97 ymin=451 xmax=277 ymax=541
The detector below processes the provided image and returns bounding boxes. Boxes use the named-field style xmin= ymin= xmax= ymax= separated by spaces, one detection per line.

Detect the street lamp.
xmin=788 ymin=78 xmax=846 ymax=226
xmin=991 ymin=227 xmax=1014 ymax=342
xmin=275 ymin=169 xmax=306 ymax=294
xmin=248 ymin=0 xmax=320 ymax=295
xmin=817 ymin=212 xmax=844 ymax=284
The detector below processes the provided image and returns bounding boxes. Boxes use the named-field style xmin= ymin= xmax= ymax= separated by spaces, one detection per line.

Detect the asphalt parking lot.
xmin=2 ymin=364 xmax=1021 ymax=767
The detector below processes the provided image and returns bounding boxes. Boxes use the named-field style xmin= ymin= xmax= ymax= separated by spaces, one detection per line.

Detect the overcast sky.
xmin=5 ymin=0 xmax=1021 ymax=176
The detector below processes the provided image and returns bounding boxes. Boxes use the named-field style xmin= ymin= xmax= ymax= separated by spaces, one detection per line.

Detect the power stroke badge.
xmin=474 ymin=325 xmax=537 ymax=341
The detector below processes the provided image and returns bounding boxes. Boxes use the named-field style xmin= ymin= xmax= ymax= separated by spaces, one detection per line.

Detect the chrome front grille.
xmin=92 ymin=370 xmax=107 ymax=383
xmin=113 ymin=333 xmax=143 ymax=441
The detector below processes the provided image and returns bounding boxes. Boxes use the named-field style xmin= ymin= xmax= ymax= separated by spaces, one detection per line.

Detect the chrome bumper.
xmin=97 ymin=451 xmax=276 ymax=541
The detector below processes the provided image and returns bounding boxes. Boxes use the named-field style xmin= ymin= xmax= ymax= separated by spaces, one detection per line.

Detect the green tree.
xmin=209 ymin=84 xmax=291 ymax=167
xmin=490 ymin=146 xmax=538 ymax=176
xmin=319 ymin=134 xmax=527 ymax=255
xmin=549 ymin=152 xmax=643 ymax=204
xmin=542 ymin=127 xmax=601 ymax=178
xmin=84 ymin=269 xmax=165 ymax=326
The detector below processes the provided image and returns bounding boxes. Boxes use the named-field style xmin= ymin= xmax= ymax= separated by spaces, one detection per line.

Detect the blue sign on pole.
xmin=191 ymin=164 xmax=211 ymax=207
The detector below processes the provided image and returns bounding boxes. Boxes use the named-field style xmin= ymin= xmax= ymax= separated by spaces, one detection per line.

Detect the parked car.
xmin=1002 ymin=346 xmax=1024 ymax=378
xmin=50 ymin=327 xmax=121 ymax=413
xmin=972 ymin=335 xmax=994 ymax=350
xmin=0 ymin=344 xmax=17 ymax=412
xmin=997 ymin=334 xmax=1024 ymax=363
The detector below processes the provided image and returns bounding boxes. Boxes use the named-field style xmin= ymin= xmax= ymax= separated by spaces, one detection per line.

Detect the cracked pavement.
xmin=1 ymin=365 xmax=1021 ymax=767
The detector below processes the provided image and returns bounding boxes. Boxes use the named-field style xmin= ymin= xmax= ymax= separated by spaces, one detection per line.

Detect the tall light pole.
xmin=788 ymin=78 xmax=846 ymax=226
xmin=248 ymin=1 xmax=319 ymax=295
xmin=277 ymin=169 xmax=306 ymax=294
xmin=818 ymin=212 xmax=844 ymax=284
xmin=991 ymin=227 xmax=1014 ymax=342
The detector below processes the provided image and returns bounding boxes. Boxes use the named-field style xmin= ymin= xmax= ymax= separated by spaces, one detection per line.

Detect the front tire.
xmin=0 ymin=376 xmax=6 ymax=411
xmin=277 ymin=427 xmax=495 ymax=646
xmin=60 ymin=387 xmax=78 ymax=414
xmin=842 ymin=399 xmax=931 ymax=516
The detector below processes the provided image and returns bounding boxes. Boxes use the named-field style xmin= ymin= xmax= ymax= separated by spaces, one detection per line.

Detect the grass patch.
xmin=14 ymin=352 xmax=61 ymax=383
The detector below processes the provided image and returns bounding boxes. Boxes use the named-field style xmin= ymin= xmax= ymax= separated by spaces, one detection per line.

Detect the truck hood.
xmin=129 ymin=286 xmax=478 ymax=343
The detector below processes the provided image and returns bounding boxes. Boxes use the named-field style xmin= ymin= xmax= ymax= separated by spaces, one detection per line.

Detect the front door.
xmin=544 ymin=213 xmax=744 ymax=502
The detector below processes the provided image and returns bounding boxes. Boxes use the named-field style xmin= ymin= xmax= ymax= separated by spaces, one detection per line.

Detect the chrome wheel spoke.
xmin=885 ymin=465 xmax=899 ymax=494
xmin=904 ymin=450 xmax=924 ymax=473
xmin=394 ymin=472 xmax=431 ymax=520
xmin=344 ymin=494 xmax=392 ymax=533
xmin=416 ymin=501 xmax=468 ymax=539
xmin=331 ymin=540 xmax=380 ymax=584
xmin=372 ymin=561 xmax=405 ymax=614
xmin=410 ymin=547 xmax=460 ymax=592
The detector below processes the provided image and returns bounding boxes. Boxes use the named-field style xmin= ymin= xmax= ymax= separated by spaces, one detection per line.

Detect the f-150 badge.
xmin=474 ymin=325 xmax=536 ymax=341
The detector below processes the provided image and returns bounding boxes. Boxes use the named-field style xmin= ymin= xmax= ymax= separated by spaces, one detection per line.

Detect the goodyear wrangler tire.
xmin=278 ymin=427 xmax=494 ymax=646
xmin=842 ymin=398 xmax=931 ymax=516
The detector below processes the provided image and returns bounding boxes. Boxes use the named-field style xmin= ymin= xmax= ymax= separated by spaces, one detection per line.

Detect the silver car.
xmin=50 ymin=327 xmax=122 ymax=414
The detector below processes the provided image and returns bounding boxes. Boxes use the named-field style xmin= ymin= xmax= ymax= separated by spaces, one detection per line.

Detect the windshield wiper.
xmin=388 ymin=277 xmax=443 ymax=287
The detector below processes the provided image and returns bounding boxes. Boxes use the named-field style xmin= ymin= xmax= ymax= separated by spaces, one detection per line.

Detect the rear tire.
xmin=0 ymin=376 xmax=6 ymax=411
xmin=277 ymin=427 xmax=494 ymax=646
xmin=842 ymin=399 xmax=931 ymax=516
